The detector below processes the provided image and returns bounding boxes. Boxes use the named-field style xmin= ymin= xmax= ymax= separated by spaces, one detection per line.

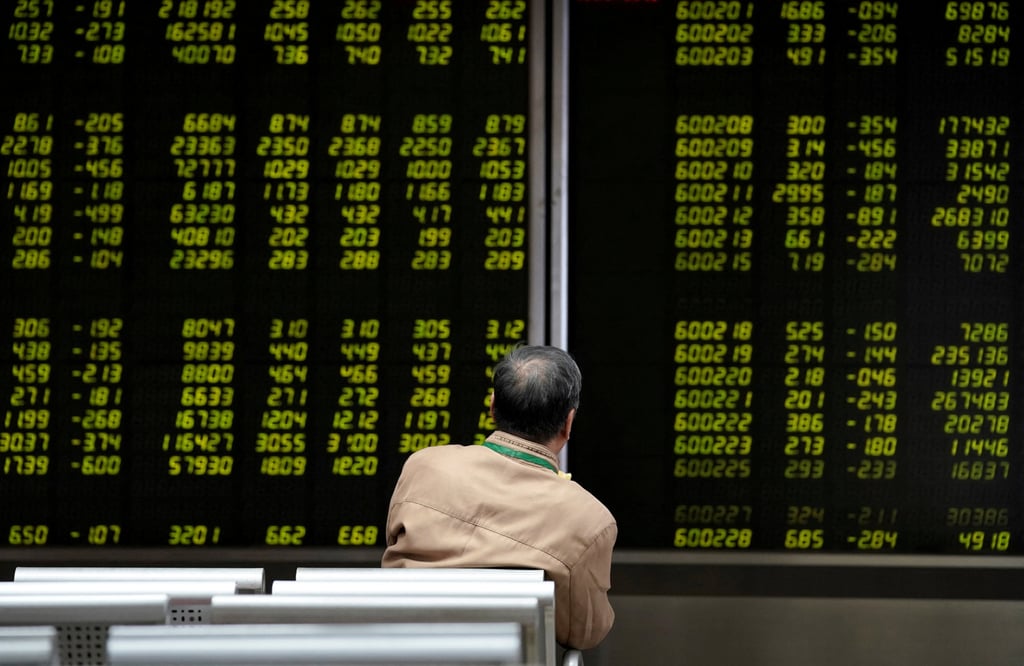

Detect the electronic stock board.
xmin=567 ymin=0 xmax=1024 ymax=553
xmin=0 ymin=0 xmax=533 ymax=548
xmin=6 ymin=0 xmax=1024 ymax=558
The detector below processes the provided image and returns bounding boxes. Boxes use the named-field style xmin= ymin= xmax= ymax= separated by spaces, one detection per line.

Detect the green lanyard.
xmin=483 ymin=441 xmax=558 ymax=474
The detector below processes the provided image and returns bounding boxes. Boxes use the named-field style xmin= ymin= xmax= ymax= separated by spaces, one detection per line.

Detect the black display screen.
xmin=567 ymin=1 xmax=1024 ymax=553
xmin=0 ymin=0 xmax=531 ymax=547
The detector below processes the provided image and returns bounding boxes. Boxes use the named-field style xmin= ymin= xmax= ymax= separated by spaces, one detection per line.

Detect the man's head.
xmin=491 ymin=345 xmax=582 ymax=445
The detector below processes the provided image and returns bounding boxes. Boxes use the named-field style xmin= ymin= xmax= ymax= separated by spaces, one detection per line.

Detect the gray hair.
xmin=491 ymin=345 xmax=581 ymax=442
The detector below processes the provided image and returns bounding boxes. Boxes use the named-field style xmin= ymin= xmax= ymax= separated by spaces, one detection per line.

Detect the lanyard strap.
xmin=483 ymin=441 xmax=558 ymax=474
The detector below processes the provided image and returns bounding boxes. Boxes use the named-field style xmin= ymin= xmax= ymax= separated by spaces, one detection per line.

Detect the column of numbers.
xmin=3 ymin=316 xmax=51 ymax=547
xmin=950 ymin=506 xmax=1011 ymax=553
xmin=935 ymin=322 xmax=1013 ymax=553
xmin=262 ymin=113 xmax=311 ymax=271
xmin=169 ymin=113 xmax=236 ymax=270
xmin=162 ymin=318 xmax=235 ymax=478
xmin=932 ymin=115 xmax=1010 ymax=274
xmin=672 ymin=320 xmax=754 ymax=486
xmin=264 ymin=0 xmax=309 ymax=65
xmin=933 ymin=323 xmax=1011 ymax=484
xmin=479 ymin=0 xmax=526 ymax=65
xmin=844 ymin=115 xmax=898 ymax=272
xmin=847 ymin=0 xmax=898 ymax=66
xmin=943 ymin=1 xmax=1010 ymax=67
xmin=400 ymin=319 xmax=452 ymax=453
xmin=781 ymin=320 xmax=827 ymax=549
xmin=784 ymin=504 xmax=824 ymax=550
xmin=673 ymin=115 xmax=754 ymax=273
xmin=671 ymin=320 xmax=755 ymax=551
xmin=843 ymin=322 xmax=899 ymax=485
xmin=74 ymin=112 xmax=125 ymax=269
xmin=476 ymin=114 xmax=527 ymax=271
xmin=8 ymin=0 xmax=54 ymax=64
xmin=5 ymin=113 xmax=53 ymax=270
xmin=71 ymin=318 xmax=124 ymax=478
xmin=840 ymin=323 xmax=901 ymax=551
xmin=846 ymin=506 xmax=898 ymax=551
xmin=258 ymin=318 xmax=308 ymax=478
xmin=336 ymin=0 xmax=382 ymax=65
xmin=332 ymin=114 xmax=382 ymax=270
xmin=404 ymin=114 xmax=453 ymax=271
xmin=4 ymin=318 xmax=51 ymax=478
xmin=777 ymin=115 xmax=827 ymax=272
xmin=781 ymin=0 xmax=826 ymax=66
xmin=674 ymin=504 xmax=753 ymax=550
xmin=782 ymin=321 xmax=826 ymax=480
xmin=330 ymin=318 xmax=381 ymax=478
xmin=79 ymin=0 xmax=127 ymax=65
xmin=158 ymin=0 xmax=237 ymax=65
xmin=674 ymin=0 xmax=754 ymax=67
xmin=407 ymin=0 xmax=453 ymax=66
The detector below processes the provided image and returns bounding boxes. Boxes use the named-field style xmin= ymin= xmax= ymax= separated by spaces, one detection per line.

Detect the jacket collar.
xmin=484 ymin=430 xmax=561 ymax=474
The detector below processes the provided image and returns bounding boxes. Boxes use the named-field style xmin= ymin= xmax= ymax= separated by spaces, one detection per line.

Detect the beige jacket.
xmin=382 ymin=430 xmax=617 ymax=650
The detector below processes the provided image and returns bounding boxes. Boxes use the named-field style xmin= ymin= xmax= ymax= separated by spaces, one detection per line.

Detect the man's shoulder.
xmin=403 ymin=444 xmax=615 ymax=525
xmin=554 ymin=478 xmax=617 ymax=527
xmin=406 ymin=443 xmax=474 ymax=462
xmin=402 ymin=443 xmax=482 ymax=473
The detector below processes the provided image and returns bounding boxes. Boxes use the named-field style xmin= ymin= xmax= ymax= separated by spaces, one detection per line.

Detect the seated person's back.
xmin=382 ymin=345 xmax=616 ymax=651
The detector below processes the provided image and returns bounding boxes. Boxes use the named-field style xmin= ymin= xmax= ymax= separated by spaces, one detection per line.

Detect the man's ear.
xmin=562 ymin=408 xmax=576 ymax=439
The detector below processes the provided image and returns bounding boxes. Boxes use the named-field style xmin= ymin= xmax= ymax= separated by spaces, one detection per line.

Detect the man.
xmin=382 ymin=345 xmax=617 ymax=650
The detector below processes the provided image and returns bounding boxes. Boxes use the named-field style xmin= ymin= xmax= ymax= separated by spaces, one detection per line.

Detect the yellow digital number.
xmin=169 ymin=524 xmax=220 ymax=546
xmin=2 ymin=455 xmax=49 ymax=475
xmin=398 ymin=433 xmax=449 ymax=452
xmin=87 ymin=524 xmax=121 ymax=545
xmin=340 ymin=0 xmax=382 ymax=20
xmin=265 ymin=524 xmax=305 ymax=545
xmin=331 ymin=455 xmax=378 ymax=476
xmin=78 ymin=454 xmax=121 ymax=475
xmin=856 ymin=529 xmax=898 ymax=550
xmin=484 ymin=250 xmax=524 ymax=270
xmin=168 ymin=454 xmax=233 ymax=476
xmin=674 ymin=527 xmax=752 ymax=549
xmin=259 ymin=455 xmax=307 ymax=476
xmin=784 ymin=529 xmax=824 ymax=549
xmin=337 ymin=524 xmax=378 ymax=546
xmin=8 ymin=524 xmax=47 ymax=545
